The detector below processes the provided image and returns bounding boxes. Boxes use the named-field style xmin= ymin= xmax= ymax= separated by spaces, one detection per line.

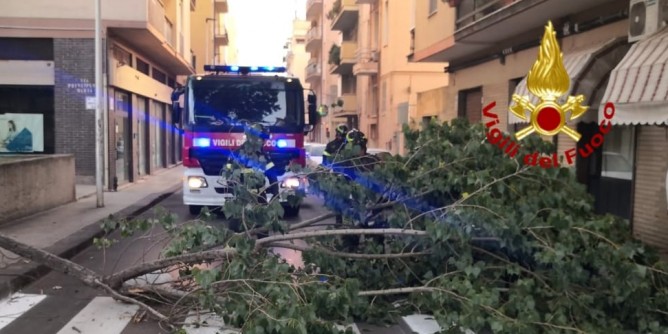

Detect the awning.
xmin=509 ymin=38 xmax=624 ymax=124
xmin=598 ymin=27 xmax=668 ymax=125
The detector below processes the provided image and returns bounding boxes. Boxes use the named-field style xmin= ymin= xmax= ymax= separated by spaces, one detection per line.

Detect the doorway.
xmin=136 ymin=96 xmax=149 ymax=176
xmin=114 ymin=90 xmax=132 ymax=184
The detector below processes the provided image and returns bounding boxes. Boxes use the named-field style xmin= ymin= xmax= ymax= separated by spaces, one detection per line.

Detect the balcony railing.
xmin=333 ymin=94 xmax=357 ymax=116
xmin=353 ymin=48 xmax=378 ymax=76
xmin=306 ymin=26 xmax=322 ymax=52
xmin=330 ymin=0 xmax=359 ymax=31
xmin=306 ymin=60 xmax=322 ymax=80
xmin=307 ymin=27 xmax=321 ymax=42
xmin=456 ymin=0 xmax=518 ymax=30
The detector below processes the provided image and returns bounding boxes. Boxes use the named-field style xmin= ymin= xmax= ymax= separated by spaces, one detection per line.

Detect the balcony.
xmin=306 ymin=59 xmax=322 ymax=83
xmin=306 ymin=0 xmax=323 ymax=20
xmin=214 ymin=0 xmax=228 ymax=13
xmin=353 ymin=48 xmax=378 ymax=76
xmin=305 ymin=27 xmax=322 ymax=53
xmin=355 ymin=0 xmax=376 ymax=4
xmin=330 ymin=0 xmax=359 ymax=32
xmin=418 ymin=0 xmax=614 ymax=63
xmin=106 ymin=0 xmax=193 ymax=75
xmin=333 ymin=94 xmax=358 ymax=117
xmin=329 ymin=41 xmax=357 ymax=75
xmin=214 ymin=25 xmax=229 ymax=46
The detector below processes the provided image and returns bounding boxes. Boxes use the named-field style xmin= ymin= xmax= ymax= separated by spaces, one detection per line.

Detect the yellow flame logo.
xmin=509 ymin=21 xmax=588 ymax=141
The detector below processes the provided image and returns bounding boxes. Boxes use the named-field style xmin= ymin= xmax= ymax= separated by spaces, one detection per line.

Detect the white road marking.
xmin=55 ymin=296 xmax=139 ymax=334
xmin=336 ymin=323 xmax=362 ymax=334
xmin=182 ymin=311 xmax=239 ymax=333
xmin=401 ymin=314 xmax=476 ymax=334
xmin=401 ymin=314 xmax=443 ymax=334
xmin=0 ymin=293 xmax=47 ymax=330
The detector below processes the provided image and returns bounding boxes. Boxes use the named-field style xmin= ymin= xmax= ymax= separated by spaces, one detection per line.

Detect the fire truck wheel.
xmin=282 ymin=204 xmax=300 ymax=218
xmin=188 ymin=205 xmax=203 ymax=216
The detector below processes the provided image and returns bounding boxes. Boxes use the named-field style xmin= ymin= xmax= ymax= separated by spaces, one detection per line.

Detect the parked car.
xmin=305 ymin=142 xmax=326 ymax=169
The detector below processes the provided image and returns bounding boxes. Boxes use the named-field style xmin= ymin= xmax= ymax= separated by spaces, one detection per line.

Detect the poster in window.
xmin=0 ymin=113 xmax=44 ymax=153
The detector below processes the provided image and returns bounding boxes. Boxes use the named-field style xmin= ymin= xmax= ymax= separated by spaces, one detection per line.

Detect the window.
xmin=429 ymin=0 xmax=438 ymax=15
xmin=152 ymin=68 xmax=167 ymax=84
xmin=136 ymin=58 xmax=150 ymax=75
xmin=112 ymin=45 xmax=132 ymax=66
xmin=601 ymin=126 xmax=635 ymax=180
xmin=397 ymin=102 xmax=409 ymax=125
xmin=188 ymin=80 xmax=295 ymax=127
xmin=341 ymin=75 xmax=356 ymax=94
xmin=422 ymin=116 xmax=436 ymax=129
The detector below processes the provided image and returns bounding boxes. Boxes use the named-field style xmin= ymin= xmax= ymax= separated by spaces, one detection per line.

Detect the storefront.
xmin=597 ymin=28 xmax=668 ymax=256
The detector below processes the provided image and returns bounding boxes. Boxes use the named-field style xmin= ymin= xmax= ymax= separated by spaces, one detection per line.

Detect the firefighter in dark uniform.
xmin=322 ymin=124 xmax=348 ymax=168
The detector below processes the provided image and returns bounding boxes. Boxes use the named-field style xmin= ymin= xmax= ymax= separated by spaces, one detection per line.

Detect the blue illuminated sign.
xmin=276 ymin=139 xmax=288 ymax=148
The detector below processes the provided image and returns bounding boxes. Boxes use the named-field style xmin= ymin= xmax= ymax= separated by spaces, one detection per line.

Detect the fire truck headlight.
xmin=281 ymin=177 xmax=300 ymax=189
xmin=194 ymin=138 xmax=211 ymax=147
xmin=276 ymin=139 xmax=288 ymax=148
xmin=188 ymin=176 xmax=208 ymax=189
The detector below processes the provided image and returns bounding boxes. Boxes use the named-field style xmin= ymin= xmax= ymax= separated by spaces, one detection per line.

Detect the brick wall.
xmin=54 ymin=38 xmax=96 ymax=184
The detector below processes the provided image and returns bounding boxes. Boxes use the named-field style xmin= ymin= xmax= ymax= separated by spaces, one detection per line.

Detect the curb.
xmin=75 ymin=163 xmax=183 ymax=201
xmin=0 ymin=183 xmax=181 ymax=298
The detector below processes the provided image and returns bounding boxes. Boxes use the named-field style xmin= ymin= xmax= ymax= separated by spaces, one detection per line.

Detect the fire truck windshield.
xmin=185 ymin=77 xmax=304 ymax=132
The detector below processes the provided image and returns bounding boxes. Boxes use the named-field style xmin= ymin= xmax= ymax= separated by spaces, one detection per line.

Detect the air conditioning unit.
xmin=629 ymin=0 xmax=668 ymax=42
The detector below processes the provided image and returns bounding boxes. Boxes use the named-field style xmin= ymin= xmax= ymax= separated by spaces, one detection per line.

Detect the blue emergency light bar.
xmin=203 ymin=65 xmax=287 ymax=74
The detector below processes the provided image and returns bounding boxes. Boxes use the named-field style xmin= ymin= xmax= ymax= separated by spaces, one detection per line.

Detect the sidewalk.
xmin=0 ymin=164 xmax=184 ymax=297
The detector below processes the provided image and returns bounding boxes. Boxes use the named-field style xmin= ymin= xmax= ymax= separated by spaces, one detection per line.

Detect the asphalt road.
xmin=0 ymin=192 xmax=416 ymax=334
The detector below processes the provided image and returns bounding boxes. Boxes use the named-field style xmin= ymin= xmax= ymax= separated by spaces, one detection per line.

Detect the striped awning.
xmin=598 ymin=27 xmax=668 ymax=125
xmin=509 ymin=38 xmax=621 ymax=124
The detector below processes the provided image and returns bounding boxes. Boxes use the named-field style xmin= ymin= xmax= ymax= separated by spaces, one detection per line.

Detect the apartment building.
xmin=305 ymin=0 xmax=342 ymax=143
xmin=358 ymin=0 xmax=447 ymax=152
xmin=413 ymin=0 xmax=668 ymax=257
xmin=0 ymin=0 xmax=222 ymax=189
xmin=285 ymin=19 xmax=312 ymax=90
xmin=304 ymin=0 xmax=446 ymax=151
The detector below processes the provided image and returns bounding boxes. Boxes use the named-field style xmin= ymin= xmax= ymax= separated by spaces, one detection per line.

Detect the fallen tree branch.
xmin=242 ymin=212 xmax=337 ymax=237
xmin=0 ymin=233 xmax=175 ymax=325
xmin=267 ymin=242 xmax=431 ymax=259
xmin=95 ymin=278 xmax=172 ymax=326
xmin=255 ymin=228 xmax=427 ymax=250
xmin=0 ymin=234 xmax=100 ymax=286
xmin=106 ymin=247 xmax=238 ymax=288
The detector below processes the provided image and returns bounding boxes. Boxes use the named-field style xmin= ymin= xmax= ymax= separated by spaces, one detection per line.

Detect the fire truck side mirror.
xmin=307 ymin=104 xmax=317 ymax=128
xmin=307 ymin=94 xmax=316 ymax=105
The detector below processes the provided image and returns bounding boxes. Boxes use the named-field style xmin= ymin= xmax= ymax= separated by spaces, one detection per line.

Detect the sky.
xmin=229 ymin=0 xmax=307 ymax=66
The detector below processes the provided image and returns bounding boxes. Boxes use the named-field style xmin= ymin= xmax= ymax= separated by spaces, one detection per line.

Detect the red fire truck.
xmin=170 ymin=65 xmax=318 ymax=217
